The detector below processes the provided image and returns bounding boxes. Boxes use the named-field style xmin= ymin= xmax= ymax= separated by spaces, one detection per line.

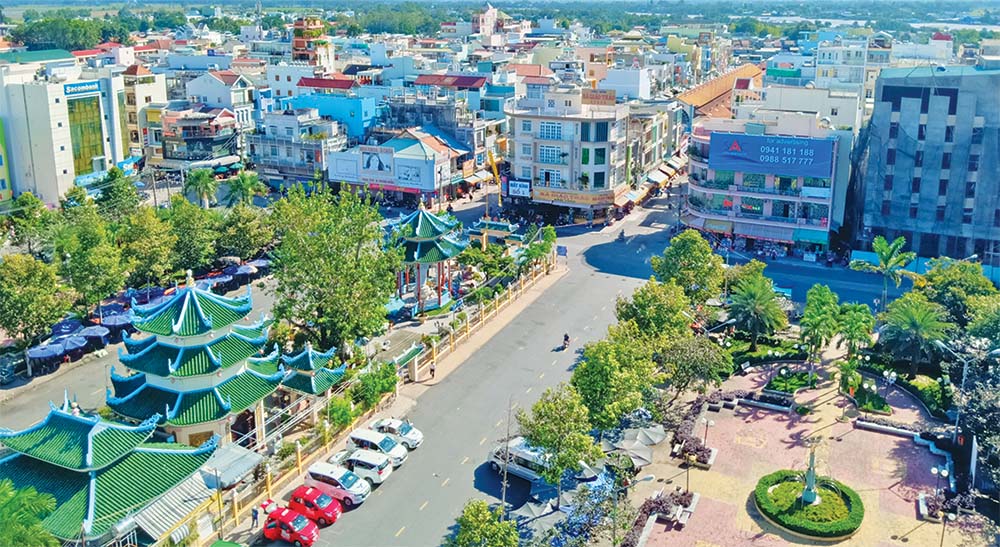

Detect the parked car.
xmin=346 ymin=428 xmax=408 ymax=467
xmin=262 ymin=506 xmax=319 ymax=547
xmin=304 ymin=462 xmax=371 ymax=507
xmin=288 ymin=485 xmax=342 ymax=526
xmin=488 ymin=436 xmax=550 ymax=483
xmin=368 ymin=418 xmax=424 ymax=450
xmin=329 ymin=448 xmax=394 ymax=485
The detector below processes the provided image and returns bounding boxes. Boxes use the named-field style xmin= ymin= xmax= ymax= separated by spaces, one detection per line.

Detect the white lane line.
xmin=461 ymin=456 xmax=470 ymax=465
xmin=551 ymin=360 xmax=558 ymax=366
xmin=539 ymin=373 xmax=545 ymax=380
xmin=480 ymin=437 xmax=487 ymax=445
xmin=419 ymin=501 xmax=429 ymax=511
xmin=592 ymin=315 xmax=598 ymax=321
xmin=495 ymin=419 xmax=503 ymax=427
xmin=526 ymin=387 xmax=533 ymax=394
xmin=441 ymin=477 xmax=450 ymax=487
xmin=395 ymin=526 xmax=406 ymax=537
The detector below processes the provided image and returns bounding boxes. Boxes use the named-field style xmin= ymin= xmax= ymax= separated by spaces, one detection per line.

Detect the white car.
xmin=368 ymin=418 xmax=424 ymax=450
xmin=347 ymin=428 xmax=409 ymax=467
xmin=329 ymin=448 xmax=394 ymax=485
xmin=303 ymin=462 xmax=371 ymax=507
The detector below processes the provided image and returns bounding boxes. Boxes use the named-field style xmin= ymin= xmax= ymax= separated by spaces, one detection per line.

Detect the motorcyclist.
xmin=563 ymin=333 xmax=570 ymax=347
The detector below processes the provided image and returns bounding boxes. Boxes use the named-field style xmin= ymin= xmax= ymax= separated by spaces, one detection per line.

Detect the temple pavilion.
xmin=0 ymin=399 xmax=216 ymax=542
xmin=392 ymin=205 xmax=467 ymax=312
xmin=107 ymin=272 xmax=282 ymax=446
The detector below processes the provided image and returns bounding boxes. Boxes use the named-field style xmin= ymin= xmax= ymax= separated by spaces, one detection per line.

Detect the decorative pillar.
xmin=294 ymin=440 xmax=303 ymax=473
xmin=231 ymin=490 xmax=239 ymax=521
xmin=254 ymin=400 xmax=266 ymax=450
xmin=264 ymin=463 xmax=273 ymax=498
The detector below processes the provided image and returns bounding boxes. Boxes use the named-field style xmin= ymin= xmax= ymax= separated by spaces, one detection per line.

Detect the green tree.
xmin=517 ymin=384 xmax=602 ymax=508
xmin=850 ymin=235 xmax=920 ymax=312
xmin=216 ymin=203 xmax=274 ymax=260
xmin=881 ymin=292 xmax=953 ymax=377
xmin=445 ymin=499 xmax=518 ymax=547
xmin=0 ymin=480 xmax=59 ymax=547
xmin=729 ymin=273 xmax=788 ymax=351
xmin=723 ymin=258 xmax=766 ymax=296
xmin=836 ymin=303 xmax=874 ymax=360
xmin=271 ymin=187 xmax=401 ymax=349
xmin=95 ymin=167 xmax=140 ymax=224
xmin=120 ymin=207 xmax=177 ymax=287
xmin=572 ymin=335 xmax=662 ymax=430
xmin=225 ymin=170 xmax=266 ymax=206
xmin=0 ymin=255 xmax=75 ymax=348
xmin=57 ymin=208 xmax=127 ymax=317
xmin=614 ymin=278 xmax=691 ymax=341
xmin=969 ymin=295 xmax=1000 ymax=350
xmin=260 ymin=14 xmax=287 ymax=30
xmin=183 ymin=168 xmax=219 ymax=209
xmin=916 ymin=257 xmax=997 ymax=326
xmin=166 ymin=195 xmax=220 ymax=272
xmin=8 ymin=192 xmax=56 ymax=257
xmin=799 ymin=284 xmax=840 ymax=377
xmin=457 ymin=243 xmax=513 ymax=280
xmin=651 ymin=229 xmax=724 ymax=304
xmin=659 ymin=336 xmax=733 ymax=404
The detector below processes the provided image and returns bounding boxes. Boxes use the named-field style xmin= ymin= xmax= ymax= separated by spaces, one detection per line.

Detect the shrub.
xmin=325 ymin=395 xmax=354 ymax=429
xmin=275 ymin=441 xmax=297 ymax=460
xmin=754 ymin=470 xmax=864 ymax=538
xmin=909 ymin=375 xmax=949 ymax=413
xmin=352 ymin=363 xmax=398 ymax=408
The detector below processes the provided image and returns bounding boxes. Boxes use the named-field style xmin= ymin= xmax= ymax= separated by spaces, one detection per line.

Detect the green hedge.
xmin=730 ymin=338 xmax=808 ymax=365
xmin=754 ymin=470 xmax=864 ymax=538
xmin=858 ymin=364 xmax=950 ymax=419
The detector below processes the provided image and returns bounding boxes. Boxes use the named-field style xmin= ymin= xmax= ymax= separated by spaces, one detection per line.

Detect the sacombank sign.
xmin=63 ymin=81 xmax=101 ymax=97
xmin=708 ymin=132 xmax=835 ymax=179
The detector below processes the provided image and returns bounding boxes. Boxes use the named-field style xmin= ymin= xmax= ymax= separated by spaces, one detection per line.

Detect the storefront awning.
xmin=667 ymin=157 xmax=685 ymax=170
xmin=614 ymin=194 xmax=631 ymax=207
xmin=793 ymin=228 xmax=830 ymax=245
xmin=735 ymin=222 xmax=795 ymax=244
xmin=647 ymin=170 xmax=668 ymax=185
xmin=660 ymin=165 xmax=676 ymax=177
xmin=704 ymin=219 xmax=733 ymax=234
xmin=474 ymin=169 xmax=493 ymax=182
xmin=682 ymin=214 xmax=705 ymax=229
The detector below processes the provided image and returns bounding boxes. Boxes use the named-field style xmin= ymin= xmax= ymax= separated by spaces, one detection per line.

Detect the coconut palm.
xmin=183 ymin=168 xmax=218 ymax=209
xmin=800 ymin=284 xmax=840 ymax=383
xmin=225 ymin=170 xmax=266 ymax=206
xmin=881 ymin=292 xmax=953 ymax=377
xmin=0 ymin=480 xmax=59 ymax=547
xmin=729 ymin=273 xmax=788 ymax=351
xmin=837 ymin=303 xmax=875 ymax=360
xmin=850 ymin=235 xmax=921 ymax=312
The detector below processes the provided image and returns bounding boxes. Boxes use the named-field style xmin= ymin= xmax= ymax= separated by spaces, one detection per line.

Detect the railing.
xmin=734 ymin=185 xmax=801 ymax=197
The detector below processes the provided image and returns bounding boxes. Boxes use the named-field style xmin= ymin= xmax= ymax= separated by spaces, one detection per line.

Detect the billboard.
xmin=708 ymin=133 xmax=835 ymax=179
xmin=509 ymin=179 xmax=530 ymax=197
xmin=360 ymin=145 xmax=394 ymax=184
xmin=582 ymin=89 xmax=616 ymax=106
xmin=64 ymin=81 xmax=101 ymax=97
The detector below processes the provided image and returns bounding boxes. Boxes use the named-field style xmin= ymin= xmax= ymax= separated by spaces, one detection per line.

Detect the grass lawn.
xmin=769 ymin=482 xmax=850 ymax=523
xmin=765 ymin=370 xmax=816 ymax=394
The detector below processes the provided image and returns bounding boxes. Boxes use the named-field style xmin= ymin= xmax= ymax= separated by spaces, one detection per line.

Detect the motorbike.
xmin=617 ymin=231 xmax=626 ymax=242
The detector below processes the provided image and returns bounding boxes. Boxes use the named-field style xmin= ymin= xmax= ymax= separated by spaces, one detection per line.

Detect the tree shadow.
xmin=471 ymin=462 xmax=531 ymax=507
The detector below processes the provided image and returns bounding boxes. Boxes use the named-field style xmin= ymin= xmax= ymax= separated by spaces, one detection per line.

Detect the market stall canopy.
xmin=27 ymin=344 xmax=65 ymax=359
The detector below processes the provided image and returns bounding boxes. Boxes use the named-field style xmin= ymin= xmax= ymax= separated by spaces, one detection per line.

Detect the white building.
xmin=599 ymin=66 xmax=654 ymax=101
xmin=266 ymin=63 xmax=327 ymax=99
xmin=733 ymin=85 xmax=864 ymax=132
xmin=185 ymin=70 xmax=255 ymax=130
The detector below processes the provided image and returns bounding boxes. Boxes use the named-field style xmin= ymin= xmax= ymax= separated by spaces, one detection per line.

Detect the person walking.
xmin=430 ymin=362 xmax=437 ymax=379
xmin=251 ymin=506 xmax=259 ymax=529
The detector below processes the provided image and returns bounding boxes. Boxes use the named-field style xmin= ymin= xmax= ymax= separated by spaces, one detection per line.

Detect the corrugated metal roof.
xmin=133 ymin=473 xmax=212 ymax=541
xmin=201 ymin=443 xmax=263 ymax=489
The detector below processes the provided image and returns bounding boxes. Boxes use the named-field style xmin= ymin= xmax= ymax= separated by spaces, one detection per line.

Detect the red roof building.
xmin=297 ymin=77 xmax=357 ymax=91
xmin=413 ymin=74 xmax=487 ymax=90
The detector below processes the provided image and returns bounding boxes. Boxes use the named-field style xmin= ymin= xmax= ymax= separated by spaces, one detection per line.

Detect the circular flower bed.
xmin=754 ymin=470 xmax=864 ymax=539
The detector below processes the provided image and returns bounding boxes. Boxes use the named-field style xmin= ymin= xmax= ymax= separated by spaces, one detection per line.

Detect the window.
xmin=963 ymin=208 xmax=973 ymax=224
xmin=564 ymin=100 xmax=572 ymax=107
xmin=938 ymin=179 xmax=948 ymax=195
xmin=538 ymin=145 xmax=561 ymax=164
xmin=936 ymin=206 xmax=946 ymax=221
xmin=286 ymin=76 xmax=291 ymax=82
xmin=918 ymin=124 xmax=926 ymax=140
xmin=945 ymin=126 xmax=954 ymax=142
xmin=911 ymin=178 xmax=921 ymax=192
xmin=831 ymin=107 xmax=839 ymax=116
xmin=520 ymin=143 xmax=531 ymax=157
xmin=886 ymin=149 xmax=896 ymax=165
xmin=594 ymin=148 xmax=606 ymax=165
xmin=889 ymin=122 xmax=899 ymax=138
xmin=285 ymin=127 xmax=294 ymax=136
xmin=539 ymin=168 xmax=562 ymax=186
xmin=581 ymin=148 xmax=589 ymax=165
xmin=968 ymin=155 xmax=980 ymax=172
xmin=275 ymin=75 xmax=279 ymax=82
xmin=883 ymin=175 xmax=893 ymax=190
xmin=966 ymin=181 xmax=976 ymax=198
xmin=593 ymin=171 xmax=605 ymax=188
xmin=521 ymin=120 xmax=532 ymax=133
xmin=881 ymin=200 xmax=890 ymax=216
xmin=55 ymin=98 xmax=60 ymax=104
xmin=595 ymin=122 xmax=609 ymax=141
xmin=520 ymin=166 xmax=531 ymax=179
xmin=145 ymin=96 xmax=152 ymax=104
xmin=59 ymin=145 xmax=65 ymax=151
xmin=742 ymin=173 xmax=765 ymax=187
xmin=995 ymin=209 xmax=1000 ymax=228
xmin=915 ymin=151 xmax=923 ymax=167
xmin=580 ymin=122 xmax=591 ymax=142
xmin=942 ymin=152 xmax=951 ymax=169
xmin=972 ymin=127 xmax=984 ymax=144
xmin=526 ymin=85 xmax=542 ymax=99
xmin=909 ymin=204 xmax=918 ymax=219
xmin=538 ymin=121 xmax=561 ymax=140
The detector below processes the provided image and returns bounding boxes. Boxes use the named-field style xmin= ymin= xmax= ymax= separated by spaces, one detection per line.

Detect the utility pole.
xmin=500 ymin=396 xmax=513 ymax=520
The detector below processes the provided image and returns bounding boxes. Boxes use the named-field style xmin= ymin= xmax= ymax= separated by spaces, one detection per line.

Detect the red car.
xmin=288 ymin=485 xmax=343 ymax=526
xmin=262 ymin=506 xmax=320 ymax=547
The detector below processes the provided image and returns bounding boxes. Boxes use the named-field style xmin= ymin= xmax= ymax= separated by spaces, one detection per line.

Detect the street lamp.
xmin=611 ymin=474 xmax=655 ymax=547
xmin=862 ymin=382 xmax=874 ymax=418
xmin=882 ymin=370 xmax=898 ymax=396
xmin=931 ymin=466 xmax=949 ymax=495
xmin=701 ymin=417 xmax=715 ymax=445
xmin=779 ymin=367 xmax=790 ymax=392
xmin=939 ymin=512 xmax=957 ymax=547
xmin=934 ymin=340 xmax=1000 ymax=441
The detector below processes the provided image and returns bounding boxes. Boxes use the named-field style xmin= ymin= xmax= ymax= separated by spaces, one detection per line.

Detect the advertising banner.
xmin=582 ymin=89 xmax=616 ymax=106
xmin=708 ymin=133 xmax=835 ymax=179
xmin=508 ymin=179 xmax=531 ymax=197
xmin=533 ymin=187 xmax=615 ymax=207
xmin=360 ymin=145 xmax=394 ymax=184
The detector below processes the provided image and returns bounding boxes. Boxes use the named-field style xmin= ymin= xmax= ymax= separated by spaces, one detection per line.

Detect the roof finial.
xmin=185 ymin=269 xmax=195 ymax=287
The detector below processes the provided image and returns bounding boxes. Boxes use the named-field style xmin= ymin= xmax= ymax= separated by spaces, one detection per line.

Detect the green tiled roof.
xmin=131 ymin=284 xmax=253 ymax=337
xmin=120 ymin=321 xmax=269 ymax=378
xmin=470 ymin=219 xmax=519 ymax=234
xmin=217 ymin=371 xmax=282 ymax=415
xmin=282 ymin=365 xmax=347 ymax=395
xmin=0 ymin=405 xmax=157 ymax=472
xmin=282 ymin=343 xmax=337 ymax=371
xmin=402 ymin=236 xmax=467 ymax=264
xmin=0 ymin=438 xmax=216 ymax=540
xmin=247 ymin=346 xmax=281 ymax=376
xmin=395 ymin=207 xmax=459 ymax=241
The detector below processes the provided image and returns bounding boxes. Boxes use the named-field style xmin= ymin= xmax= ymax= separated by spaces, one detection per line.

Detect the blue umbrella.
xmin=102 ymin=314 xmax=132 ymax=328
xmin=27 ymin=344 xmax=65 ymax=360
xmin=223 ymin=264 xmax=258 ymax=276
xmin=59 ymin=336 xmax=88 ymax=352
xmin=247 ymin=258 xmax=271 ymax=269
xmin=79 ymin=325 xmax=111 ymax=338
xmin=50 ymin=319 xmax=82 ymax=337
xmin=98 ymin=303 xmax=126 ymax=316
xmin=133 ymin=181 xmax=146 ymax=189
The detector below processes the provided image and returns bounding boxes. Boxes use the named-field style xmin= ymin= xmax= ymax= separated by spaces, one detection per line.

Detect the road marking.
xmin=419 ymin=501 xmax=429 ymax=511
xmin=495 ymin=419 xmax=503 ymax=427
xmin=375 ymin=490 xmax=383 ymax=496
xmin=539 ymin=373 xmax=545 ymax=379
xmin=583 ymin=325 xmax=590 ymax=331
xmin=526 ymin=387 xmax=533 ymax=394
xmin=480 ymin=437 xmax=487 ymax=445
xmin=601 ymin=306 xmax=607 ymax=311
xmin=592 ymin=315 xmax=598 ymax=321
xmin=461 ymin=456 xmax=470 ymax=465
xmin=395 ymin=526 xmax=406 ymax=537
xmin=92 ymin=388 xmax=103 ymax=395
xmin=441 ymin=477 xmax=450 ymax=487
xmin=551 ymin=360 xmax=557 ymax=366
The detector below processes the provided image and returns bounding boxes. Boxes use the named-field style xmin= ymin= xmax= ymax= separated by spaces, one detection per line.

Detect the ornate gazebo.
xmin=391 ymin=205 xmax=467 ymax=312
xmin=249 ymin=342 xmax=346 ymax=424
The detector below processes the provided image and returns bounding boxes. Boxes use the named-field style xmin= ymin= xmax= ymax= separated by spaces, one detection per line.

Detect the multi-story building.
xmin=859 ymin=63 xmax=1000 ymax=269
xmin=291 ymin=17 xmax=334 ymax=67
xmin=122 ymin=64 xmax=168 ymax=158
xmin=248 ymin=108 xmax=347 ymax=188
xmin=185 ymin=70 xmax=256 ymax=132
xmin=142 ymin=102 xmax=240 ymax=173
xmin=505 ymin=83 xmax=629 ymax=217
xmin=685 ymin=109 xmax=855 ymax=256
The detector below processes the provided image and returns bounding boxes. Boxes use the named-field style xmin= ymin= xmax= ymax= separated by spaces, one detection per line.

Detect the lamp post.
xmin=611 ymin=474 xmax=654 ymax=547
xmin=882 ymin=370 xmax=898 ymax=397
xmin=934 ymin=340 xmax=1000 ymax=442
xmin=701 ymin=417 xmax=715 ymax=445
xmin=686 ymin=454 xmax=696 ymax=492
xmin=862 ymin=381 xmax=874 ymax=418
xmin=939 ymin=512 xmax=957 ymax=547
xmin=779 ymin=367 xmax=790 ymax=392
xmin=931 ymin=466 xmax=949 ymax=496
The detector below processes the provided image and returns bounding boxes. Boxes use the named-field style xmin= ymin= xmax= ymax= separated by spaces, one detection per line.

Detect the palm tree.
xmin=183 ymin=168 xmax=218 ymax=209
xmin=837 ymin=303 xmax=875 ymax=360
xmin=226 ymin=170 xmax=266 ymax=206
xmin=881 ymin=293 xmax=953 ymax=377
xmin=729 ymin=274 xmax=788 ymax=351
xmin=850 ymin=236 xmax=921 ymax=312
xmin=0 ymin=480 xmax=59 ymax=547
xmin=800 ymin=284 xmax=840 ymax=382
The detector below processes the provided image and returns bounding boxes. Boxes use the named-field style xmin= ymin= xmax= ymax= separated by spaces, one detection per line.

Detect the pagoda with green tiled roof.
xmin=249 ymin=342 xmax=346 ymax=396
xmin=0 ymin=399 xmax=216 ymax=541
xmin=393 ymin=205 xmax=467 ymax=312
xmin=107 ymin=272 xmax=282 ymax=446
